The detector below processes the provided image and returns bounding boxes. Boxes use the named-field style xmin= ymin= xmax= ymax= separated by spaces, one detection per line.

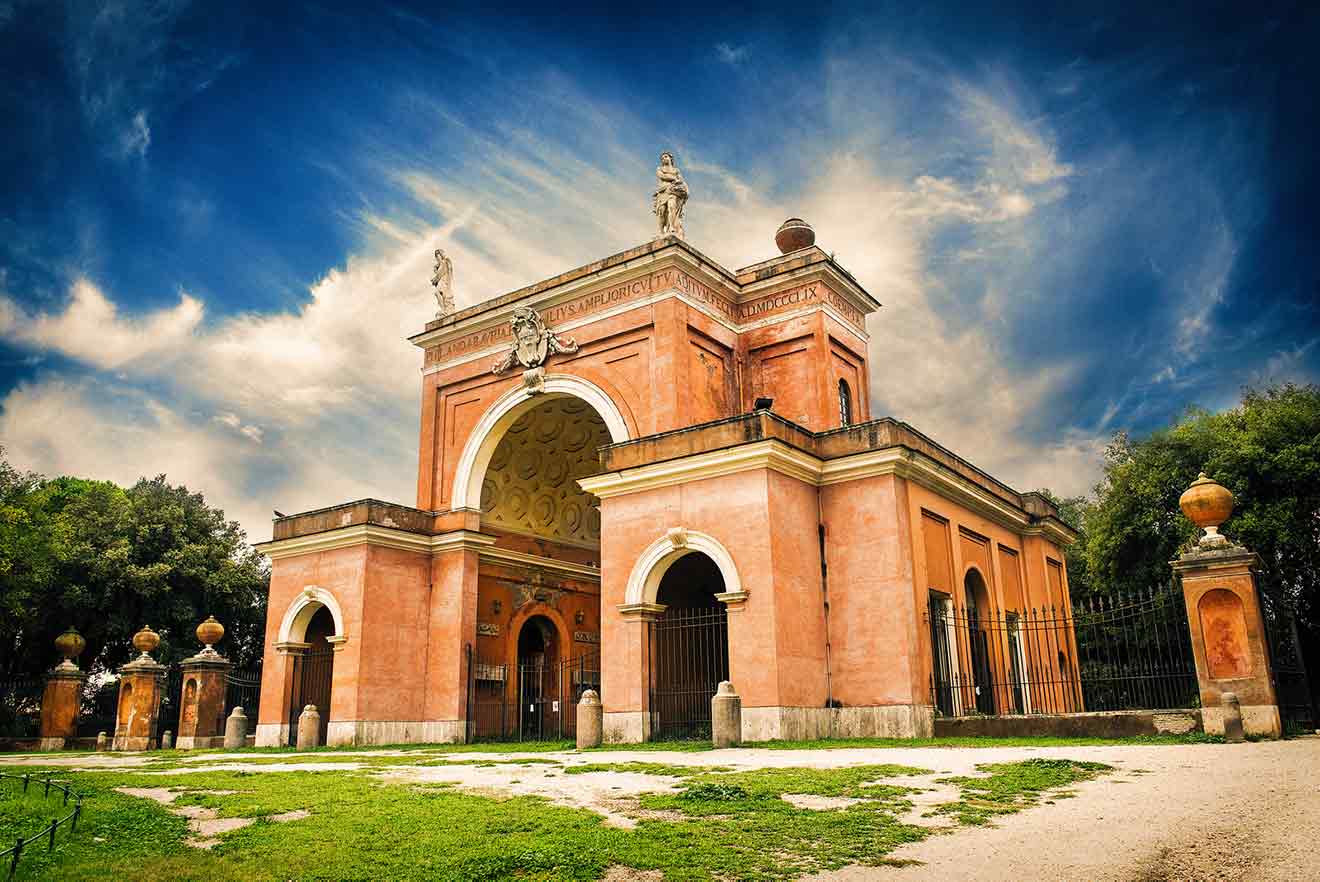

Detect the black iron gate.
xmin=467 ymin=647 xmax=600 ymax=742
xmin=650 ymin=606 xmax=728 ymax=740
xmin=287 ymin=649 xmax=333 ymax=745
xmin=225 ymin=667 xmax=262 ymax=718
xmin=1260 ymin=594 xmax=1317 ymax=734
xmin=927 ymin=581 xmax=1198 ymax=717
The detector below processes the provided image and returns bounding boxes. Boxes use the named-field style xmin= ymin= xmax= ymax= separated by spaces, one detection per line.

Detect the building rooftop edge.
xmin=409 ymin=236 xmax=879 ymax=343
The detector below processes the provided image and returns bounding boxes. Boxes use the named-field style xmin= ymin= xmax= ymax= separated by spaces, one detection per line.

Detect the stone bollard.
xmin=96 ymin=731 xmax=108 ymax=751
xmin=1221 ymin=692 xmax=1246 ymax=743
xmin=296 ymin=705 xmax=321 ymax=749
xmin=224 ymin=706 xmax=248 ymax=749
xmin=711 ymin=681 xmax=742 ymax=749
xmin=160 ymin=730 xmax=173 ymax=750
xmin=576 ymin=690 xmax=602 ymax=749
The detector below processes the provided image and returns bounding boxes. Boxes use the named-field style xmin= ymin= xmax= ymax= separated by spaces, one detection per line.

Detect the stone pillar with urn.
xmin=175 ymin=616 xmax=233 ymax=749
xmin=1172 ymin=474 xmax=1282 ymax=738
xmin=38 ymin=627 xmax=88 ymax=751
xmin=112 ymin=625 xmax=169 ymax=750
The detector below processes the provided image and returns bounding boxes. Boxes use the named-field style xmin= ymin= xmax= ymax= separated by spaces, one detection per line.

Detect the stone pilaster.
xmin=112 ymin=656 xmax=168 ymax=750
xmin=175 ymin=649 xmax=232 ymax=750
xmin=1172 ymin=544 xmax=1281 ymax=738
xmin=38 ymin=663 xmax=87 ymax=751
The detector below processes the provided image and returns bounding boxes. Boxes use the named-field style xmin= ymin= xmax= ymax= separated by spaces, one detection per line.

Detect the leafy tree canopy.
xmin=1038 ymin=383 xmax=1320 ymax=629
xmin=0 ymin=448 xmax=269 ymax=684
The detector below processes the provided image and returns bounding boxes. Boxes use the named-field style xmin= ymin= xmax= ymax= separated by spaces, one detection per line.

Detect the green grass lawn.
xmin=0 ymin=744 xmax=1125 ymax=882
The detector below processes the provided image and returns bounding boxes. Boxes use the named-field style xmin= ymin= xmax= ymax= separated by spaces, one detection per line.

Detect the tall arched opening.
xmin=287 ymin=605 xmax=336 ymax=745
xmin=650 ymin=551 xmax=730 ymax=740
xmin=964 ymin=569 xmax=994 ymax=715
xmin=467 ymin=392 xmax=613 ymax=740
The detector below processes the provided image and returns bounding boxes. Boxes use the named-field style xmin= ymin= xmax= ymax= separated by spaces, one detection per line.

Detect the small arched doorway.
xmin=288 ymin=605 xmax=336 ymax=745
xmin=964 ymin=569 xmax=995 ymax=715
xmin=650 ymin=552 xmax=730 ymax=740
xmin=516 ymin=615 xmax=560 ymax=738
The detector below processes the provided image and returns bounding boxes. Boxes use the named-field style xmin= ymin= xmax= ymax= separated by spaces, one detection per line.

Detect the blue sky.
xmin=1 ymin=1 xmax=1316 ymax=541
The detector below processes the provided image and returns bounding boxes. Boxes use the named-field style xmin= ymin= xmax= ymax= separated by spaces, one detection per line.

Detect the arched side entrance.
xmin=276 ymin=589 xmax=344 ymax=747
xmin=650 ymin=552 xmax=730 ymax=740
xmin=964 ymin=568 xmax=995 ymax=715
xmin=515 ymin=615 xmax=560 ymax=738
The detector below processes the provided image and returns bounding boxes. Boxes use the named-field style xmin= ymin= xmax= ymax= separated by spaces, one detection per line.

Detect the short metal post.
xmin=71 ymin=803 xmax=80 ymax=832
xmin=10 ymin=837 xmax=24 ymax=879
xmin=43 ymin=778 xmax=49 ymax=798
xmin=47 ymin=819 xmax=55 ymax=850
xmin=22 ymin=774 xmax=29 ymax=793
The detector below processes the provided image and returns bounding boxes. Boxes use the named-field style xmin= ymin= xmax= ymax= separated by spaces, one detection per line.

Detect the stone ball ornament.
xmin=196 ymin=615 xmax=225 ymax=650
xmin=1179 ymin=472 xmax=1234 ymax=546
xmin=774 ymin=217 xmax=816 ymax=254
xmin=54 ymin=627 xmax=86 ymax=667
xmin=132 ymin=624 xmax=161 ymax=660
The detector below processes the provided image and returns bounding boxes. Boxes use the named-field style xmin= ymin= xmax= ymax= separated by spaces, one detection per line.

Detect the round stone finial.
xmin=1179 ymin=472 xmax=1234 ymax=545
xmin=774 ymin=218 xmax=815 ymax=254
xmin=196 ymin=616 xmax=225 ymax=650
xmin=132 ymin=625 xmax=161 ymax=659
xmin=54 ymin=627 xmax=86 ymax=665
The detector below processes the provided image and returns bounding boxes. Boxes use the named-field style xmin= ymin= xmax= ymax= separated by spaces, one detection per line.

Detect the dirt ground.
xmin=5 ymin=738 xmax=1316 ymax=879
xmin=809 ymin=738 xmax=1320 ymax=882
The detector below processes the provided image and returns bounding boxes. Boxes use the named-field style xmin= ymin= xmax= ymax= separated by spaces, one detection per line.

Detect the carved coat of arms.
xmin=492 ymin=306 xmax=579 ymax=375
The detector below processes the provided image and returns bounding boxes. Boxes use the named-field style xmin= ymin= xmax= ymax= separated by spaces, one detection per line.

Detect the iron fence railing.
xmin=0 ymin=681 xmax=42 ymax=740
xmin=225 ymin=668 xmax=262 ymax=718
xmin=1259 ymin=592 xmax=1317 ymax=734
xmin=1 ymin=774 xmax=83 ymax=881
xmin=649 ymin=606 xmax=729 ymax=741
xmin=926 ymin=582 xmax=1199 ymax=718
xmin=466 ymin=646 xmax=600 ymax=742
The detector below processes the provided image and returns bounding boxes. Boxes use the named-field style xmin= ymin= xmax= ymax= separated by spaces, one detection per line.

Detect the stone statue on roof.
xmin=431 ymin=248 xmax=455 ymax=318
xmin=653 ymin=151 xmax=688 ymax=239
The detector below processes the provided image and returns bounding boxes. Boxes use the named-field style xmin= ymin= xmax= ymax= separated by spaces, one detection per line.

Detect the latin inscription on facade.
xmin=573 ymin=631 xmax=600 ymax=644
xmin=477 ymin=623 xmax=500 ymax=636
xmin=426 ymin=268 xmax=866 ymax=367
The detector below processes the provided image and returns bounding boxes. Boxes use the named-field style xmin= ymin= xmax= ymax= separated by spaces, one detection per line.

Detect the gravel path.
xmin=810 ymin=738 xmax=1320 ymax=882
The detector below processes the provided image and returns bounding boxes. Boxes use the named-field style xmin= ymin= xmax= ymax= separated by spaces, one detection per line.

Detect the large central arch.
xmin=450 ymin=374 xmax=632 ymax=512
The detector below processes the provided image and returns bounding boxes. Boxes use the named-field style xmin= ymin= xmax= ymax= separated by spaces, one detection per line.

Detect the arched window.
xmin=838 ymin=379 xmax=853 ymax=426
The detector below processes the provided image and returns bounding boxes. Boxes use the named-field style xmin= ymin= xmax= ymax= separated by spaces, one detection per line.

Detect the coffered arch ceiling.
xmin=479 ymin=397 xmax=610 ymax=546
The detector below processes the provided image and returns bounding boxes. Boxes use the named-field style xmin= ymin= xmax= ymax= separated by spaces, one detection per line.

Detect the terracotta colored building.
xmin=254 ymin=219 xmax=1077 ymax=746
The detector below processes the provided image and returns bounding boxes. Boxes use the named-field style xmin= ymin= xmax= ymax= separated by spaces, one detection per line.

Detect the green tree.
xmin=0 ymin=449 xmax=270 ymax=685
xmin=1077 ymin=384 xmax=1320 ymax=626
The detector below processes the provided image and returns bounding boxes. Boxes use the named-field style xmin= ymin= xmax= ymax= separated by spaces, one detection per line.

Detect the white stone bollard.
xmin=160 ymin=730 xmax=173 ymax=750
xmin=95 ymin=731 xmax=108 ymax=751
xmin=711 ymin=681 xmax=742 ymax=749
xmin=296 ymin=705 xmax=321 ymax=749
xmin=224 ymin=706 xmax=248 ymax=749
xmin=576 ymin=690 xmax=603 ymax=749
xmin=1221 ymin=692 xmax=1245 ymax=743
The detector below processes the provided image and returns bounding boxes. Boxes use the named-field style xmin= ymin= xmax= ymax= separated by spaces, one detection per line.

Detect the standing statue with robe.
xmin=431 ymin=248 xmax=455 ymax=318
xmin=653 ymin=151 xmax=688 ymax=239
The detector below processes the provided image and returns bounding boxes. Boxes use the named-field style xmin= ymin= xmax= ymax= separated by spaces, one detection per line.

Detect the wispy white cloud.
xmin=0 ymin=59 xmax=1120 ymax=537
xmin=714 ymin=42 xmax=749 ymax=65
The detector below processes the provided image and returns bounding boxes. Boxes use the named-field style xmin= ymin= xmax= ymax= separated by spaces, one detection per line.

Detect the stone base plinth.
xmin=742 ymin=705 xmax=933 ymax=742
xmin=603 ymin=711 xmax=650 ymax=744
xmin=37 ymin=737 xmax=68 ymax=752
xmin=112 ymin=735 xmax=154 ymax=751
xmin=325 ymin=720 xmax=466 ymax=746
xmin=1202 ymin=704 xmax=1281 ymax=739
xmin=254 ymin=722 xmax=288 ymax=748
xmin=175 ymin=735 xmax=224 ymax=750
xmin=602 ymin=704 xmax=934 ymax=744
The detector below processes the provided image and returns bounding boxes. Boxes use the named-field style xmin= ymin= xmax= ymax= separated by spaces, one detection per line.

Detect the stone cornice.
xmin=258 ymin=525 xmax=498 ymax=560
xmin=580 ymin=439 xmax=1075 ymax=545
xmin=1171 ymin=544 xmax=1260 ymax=574
xmin=478 ymin=545 xmax=601 ymax=582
